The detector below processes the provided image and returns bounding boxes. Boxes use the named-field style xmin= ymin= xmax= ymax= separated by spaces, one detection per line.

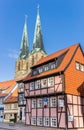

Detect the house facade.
xmin=0 ymin=93 xmax=6 ymax=122
xmin=4 ymin=96 xmax=18 ymax=123
xmin=0 ymin=80 xmax=17 ymax=122
xmin=24 ymin=44 xmax=84 ymax=129
xmin=15 ymin=7 xmax=47 ymax=123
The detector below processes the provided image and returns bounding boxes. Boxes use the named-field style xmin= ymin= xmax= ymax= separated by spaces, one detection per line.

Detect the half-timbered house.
xmin=24 ymin=43 xmax=84 ymax=129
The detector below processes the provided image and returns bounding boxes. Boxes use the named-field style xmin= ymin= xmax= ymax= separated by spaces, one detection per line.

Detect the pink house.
xmin=23 ymin=44 xmax=84 ymax=129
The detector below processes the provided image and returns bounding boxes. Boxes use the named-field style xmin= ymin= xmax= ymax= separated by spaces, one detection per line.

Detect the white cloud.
xmin=7 ymin=49 xmax=19 ymax=59
xmin=8 ymin=53 xmax=18 ymax=59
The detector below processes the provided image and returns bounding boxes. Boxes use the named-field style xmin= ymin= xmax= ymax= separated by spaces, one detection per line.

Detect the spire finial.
xmin=37 ymin=4 xmax=40 ymax=14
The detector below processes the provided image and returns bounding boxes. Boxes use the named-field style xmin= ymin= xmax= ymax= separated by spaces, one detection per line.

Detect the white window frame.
xmin=44 ymin=64 xmax=49 ymax=71
xmin=37 ymin=117 xmax=43 ymax=126
xmin=50 ymin=97 xmax=57 ymax=107
xmin=41 ymin=78 xmax=47 ymax=88
xmin=44 ymin=117 xmax=49 ymax=126
xmin=80 ymin=64 xmax=84 ymax=72
xmin=35 ymin=80 xmax=40 ymax=89
xmin=76 ymin=62 xmax=80 ymax=70
xmin=30 ymin=82 xmax=34 ymax=90
xmin=51 ymin=117 xmax=57 ymax=127
xmin=38 ymin=67 xmax=43 ymax=73
xmin=32 ymin=99 xmax=36 ymax=108
xmin=37 ymin=99 xmax=43 ymax=108
xmin=50 ymin=62 xmax=56 ymax=69
xmin=31 ymin=117 xmax=36 ymax=125
xmin=18 ymin=83 xmax=24 ymax=92
xmin=48 ymin=77 xmax=54 ymax=87
xmin=58 ymin=99 xmax=64 ymax=107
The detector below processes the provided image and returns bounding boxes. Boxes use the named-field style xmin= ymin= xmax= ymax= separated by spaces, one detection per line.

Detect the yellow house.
xmin=3 ymin=88 xmax=18 ymax=123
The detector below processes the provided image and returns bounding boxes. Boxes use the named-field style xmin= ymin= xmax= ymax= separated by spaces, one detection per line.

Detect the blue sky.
xmin=0 ymin=0 xmax=84 ymax=81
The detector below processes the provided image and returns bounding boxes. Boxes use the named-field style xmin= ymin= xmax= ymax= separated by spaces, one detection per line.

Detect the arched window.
xmin=18 ymin=62 xmax=20 ymax=71
xmin=26 ymin=62 xmax=28 ymax=70
xmin=32 ymin=55 xmax=34 ymax=65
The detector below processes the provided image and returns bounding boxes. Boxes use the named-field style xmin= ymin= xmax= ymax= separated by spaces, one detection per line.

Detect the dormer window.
xmin=44 ymin=64 xmax=49 ymax=71
xmin=50 ymin=62 xmax=56 ymax=69
xmin=38 ymin=67 xmax=43 ymax=73
xmin=32 ymin=69 xmax=38 ymax=76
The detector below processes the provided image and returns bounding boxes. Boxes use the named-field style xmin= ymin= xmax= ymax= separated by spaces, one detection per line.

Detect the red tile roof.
xmin=0 ymin=92 xmax=7 ymax=97
xmin=3 ymin=87 xmax=18 ymax=104
xmin=0 ymin=80 xmax=16 ymax=94
xmin=3 ymin=96 xmax=18 ymax=104
xmin=24 ymin=44 xmax=79 ymax=81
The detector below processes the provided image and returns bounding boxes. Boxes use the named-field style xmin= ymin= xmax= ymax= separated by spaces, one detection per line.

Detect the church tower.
xmin=15 ymin=16 xmax=30 ymax=80
xmin=32 ymin=5 xmax=46 ymax=53
xmin=15 ymin=6 xmax=47 ymax=80
xmin=30 ymin=5 xmax=47 ymax=65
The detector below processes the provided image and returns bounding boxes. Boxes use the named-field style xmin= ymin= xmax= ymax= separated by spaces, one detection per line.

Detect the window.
xmin=44 ymin=117 xmax=49 ymax=126
xmin=50 ymin=62 xmax=56 ymax=69
xmin=0 ymin=98 xmax=3 ymax=104
xmin=76 ymin=62 xmax=80 ymax=70
xmin=48 ymin=77 xmax=54 ymax=87
xmin=35 ymin=80 xmax=40 ymax=89
xmin=14 ymin=103 xmax=18 ymax=109
xmin=19 ymin=94 xmax=26 ymax=105
xmin=44 ymin=64 xmax=49 ymax=71
xmin=4 ymin=114 xmax=10 ymax=120
xmin=41 ymin=79 xmax=47 ymax=88
xmin=37 ymin=99 xmax=43 ymax=108
xmin=50 ymin=97 xmax=57 ymax=107
xmin=26 ymin=62 xmax=28 ymax=70
xmin=30 ymin=82 xmax=34 ymax=90
xmin=31 ymin=117 xmax=36 ymax=125
xmin=80 ymin=64 xmax=84 ymax=72
xmin=32 ymin=99 xmax=36 ymax=108
xmin=32 ymin=69 xmax=38 ymax=76
xmin=51 ymin=118 xmax=57 ymax=127
xmin=18 ymin=62 xmax=20 ymax=71
xmin=18 ymin=83 xmax=24 ymax=93
xmin=24 ymin=107 xmax=26 ymax=116
xmin=58 ymin=99 xmax=64 ymax=107
xmin=38 ymin=67 xmax=43 ymax=73
xmin=37 ymin=117 xmax=42 ymax=126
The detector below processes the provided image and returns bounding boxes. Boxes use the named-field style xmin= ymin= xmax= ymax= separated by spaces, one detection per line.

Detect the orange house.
xmin=3 ymin=87 xmax=18 ymax=123
xmin=24 ymin=44 xmax=84 ymax=129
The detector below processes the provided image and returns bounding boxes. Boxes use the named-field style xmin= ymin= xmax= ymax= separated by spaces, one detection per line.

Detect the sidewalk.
xmin=0 ymin=123 xmax=39 ymax=130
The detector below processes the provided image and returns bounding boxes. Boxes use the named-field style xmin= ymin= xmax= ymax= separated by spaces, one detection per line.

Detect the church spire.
xmin=32 ymin=5 xmax=46 ymax=53
xmin=19 ymin=15 xmax=29 ymax=59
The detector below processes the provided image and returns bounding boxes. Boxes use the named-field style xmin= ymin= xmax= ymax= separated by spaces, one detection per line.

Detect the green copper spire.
xmin=19 ymin=15 xmax=29 ymax=59
xmin=33 ymin=5 xmax=46 ymax=53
